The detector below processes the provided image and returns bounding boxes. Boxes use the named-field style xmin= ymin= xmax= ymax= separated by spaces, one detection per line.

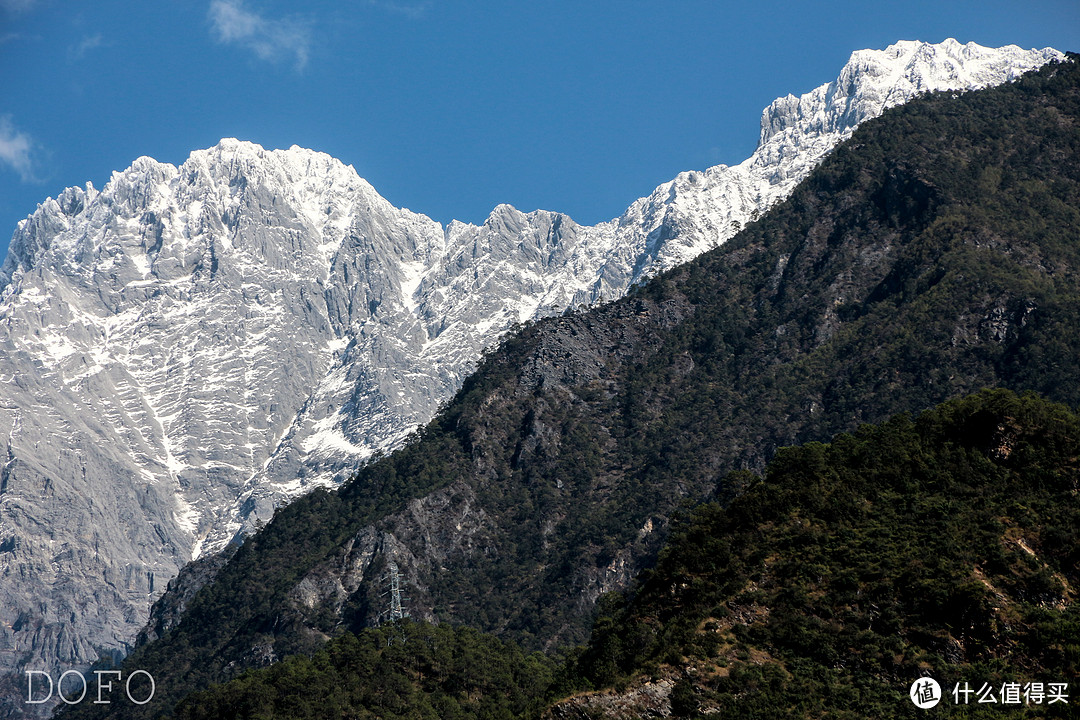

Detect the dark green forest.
xmin=574 ymin=390 xmax=1079 ymax=718
xmin=65 ymin=55 xmax=1080 ymax=719
xmin=174 ymin=622 xmax=557 ymax=720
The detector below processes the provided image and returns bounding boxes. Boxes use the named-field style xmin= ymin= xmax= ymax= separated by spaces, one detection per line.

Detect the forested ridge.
xmin=64 ymin=55 xmax=1080 ymax=719
xmin=158 ymin=390 xmax=1080 ymax=719
xmin=570 ymin=390 xmax=1079 ymax=718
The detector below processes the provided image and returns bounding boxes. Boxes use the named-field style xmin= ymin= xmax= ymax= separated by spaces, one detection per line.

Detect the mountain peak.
xmin=759 ymin=39 xmax=1064 ymax=147
xmin=182 ymin=138 xmax=365 ymax=188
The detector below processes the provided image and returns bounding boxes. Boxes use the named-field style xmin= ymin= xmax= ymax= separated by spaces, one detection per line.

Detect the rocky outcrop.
xmin=545 ymin=675 xmax=678 ymax=719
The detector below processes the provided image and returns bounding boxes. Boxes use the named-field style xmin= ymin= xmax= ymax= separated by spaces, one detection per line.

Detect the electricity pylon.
xmin=380 ymin=561 xmax=409 ymax=624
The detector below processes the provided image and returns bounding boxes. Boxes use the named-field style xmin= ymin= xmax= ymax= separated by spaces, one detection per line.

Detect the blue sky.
xmin=0 ymin=1 xmax=1077 ymax=261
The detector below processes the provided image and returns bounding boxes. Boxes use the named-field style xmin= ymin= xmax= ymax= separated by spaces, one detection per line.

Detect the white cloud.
xmin=208 ymin=0 xmax=310 ymax=71
xmin=69 ymin=33 xmax=105 ymax=60
xmin=0 ymin=116 xmax=36 ymax=182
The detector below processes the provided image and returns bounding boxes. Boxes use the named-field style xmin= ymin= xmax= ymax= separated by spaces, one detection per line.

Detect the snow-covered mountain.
xmin=0 ymin=39 xmax=1062 ymax=696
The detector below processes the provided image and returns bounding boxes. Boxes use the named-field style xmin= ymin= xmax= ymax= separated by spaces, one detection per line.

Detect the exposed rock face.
xmin=0 ymin=39 xmax=1060 ymax=713
xmin=545 ymin=675 xmax=677 ymax=719
xmin=286 ymin=480 xmax=497 ymax=627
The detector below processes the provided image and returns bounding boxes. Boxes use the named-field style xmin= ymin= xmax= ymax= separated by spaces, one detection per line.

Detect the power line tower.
xmin=380 ymin=561 xmax=410 ymax=626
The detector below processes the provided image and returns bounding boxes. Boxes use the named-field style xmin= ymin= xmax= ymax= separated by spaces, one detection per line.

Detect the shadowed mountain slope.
xmin=162 ymin=390 xmax=1080 ymax=719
